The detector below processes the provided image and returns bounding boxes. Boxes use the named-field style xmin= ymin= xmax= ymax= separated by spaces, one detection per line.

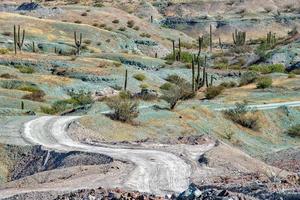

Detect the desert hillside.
xmin=0 ymin=1 xmax=299 ymax=200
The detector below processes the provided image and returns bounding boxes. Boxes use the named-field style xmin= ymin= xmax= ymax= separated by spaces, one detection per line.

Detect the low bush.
xmin=140 ymin=33 xmax=151 ymax=38
xmin=286 ymin=124 xmax=300 ymax=137
xmin=106 ymin=91 xmax=139 ymax=122
xmin=22 ymin=90 xmax=45 ymax=102
xmin=250 ymin=64 xmax=285 ymax=74
xmin=0 ymin=73 xmax=17 ymax=79
xmin=256 ymin=76 xmax=272 ymax=89
xmin=112 ymin=19 xmax=119 ymax=24
xmin=205 ymin=86 xmax=224 ymax=99
xmin=164 ymin=51 xmax=194 ymax=63
xmin=41 ymin=100 xmax=74 ymax=115
xmin=41 ymin=90 xmax=93 ymax=114
xmin=224 ymin=101 xmax=260 ymax=130
xmin=220 ymin=81 xmax=237 ymax=88
xmin=133 ymin=73 xmax=146 ymax=81
xmin=161 ymin=75 xmax=195 ymax=109
xmin=239 ymin=71 xmax=259 ymax=86
xmin=15 ymin=65 xmax=35 ymax=74
xmin=118 ymin=27 xmax=126 ymax=31
xmin=127 ymin=20 xmax=135 ymax=28
xmin=160 ymin=82 xmax=173 ymax=90
xmin=0 ymin=48 xmax=9 ymax=54
xmin=288 ymin=73 xmax=296 ymax=78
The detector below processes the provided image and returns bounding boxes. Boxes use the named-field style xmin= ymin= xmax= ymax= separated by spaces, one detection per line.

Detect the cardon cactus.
xmin=74 ymin=31 xmax=82 ymax=55
xmin=232 ymin=29 xmax=246 ymax=46
xmin=14 ymin=25 xmax=26 ymax=54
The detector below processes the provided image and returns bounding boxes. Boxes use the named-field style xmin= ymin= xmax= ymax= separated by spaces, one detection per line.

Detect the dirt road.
xmin=0 ymin=116 xmax=214 ymax=199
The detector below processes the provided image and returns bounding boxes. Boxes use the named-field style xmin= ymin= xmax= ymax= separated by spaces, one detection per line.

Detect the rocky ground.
xmin=0 ymin=1 xmax=299 ymax=200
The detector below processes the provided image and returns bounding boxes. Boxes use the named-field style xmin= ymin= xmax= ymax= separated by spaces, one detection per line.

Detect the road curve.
xmin=1 ymin=116 xmax=193 ymax=198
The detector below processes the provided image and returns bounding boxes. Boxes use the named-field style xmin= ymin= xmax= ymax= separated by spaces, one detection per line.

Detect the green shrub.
xmin=288 ymin=73 xmax=296 ymax=78
xmin=205 ymin=86 xmax=224 ymax=99
xmin=133 ymin=73 xmax=146 ymax=81
xmin=40 ymin=91 xmax=92 ymax=114
xmin=0 ymin=48 xmax=9 ymax=54
xmin=239 ymin=71 xmax=259 ymax=86
xmin=1 ymin=80 xmax=41 ymax=92
xmin=256 ymin=76 xmax=272 ymax=89
xmin=250 ymin=64 xmax=285 ymax=74
xmin=106 ymin=91 xmax=139 ymax=122
xmin=220 ymin=81 xmax=237 ymax=88
xmin=133 ymin=26 xmax=140 ymax=31
xmin=164 ymin=51 xmax=194 ymax=63
xmin=224 ymin=101 xmax=260 ymax=130
xmin=68 ymin=90 xmax=93 ymax=106
xmin=41 ymin=100 xmax=74 ymax=115
xmin=161 ymin=75 xmax=195 ymax=110
xmin=160 ymin=82 xmax=173 ymax=90
xmin=15 ymin=65 xmax=35 ymax=74
xmin=286 ymin=124 xmax=300 ymax=137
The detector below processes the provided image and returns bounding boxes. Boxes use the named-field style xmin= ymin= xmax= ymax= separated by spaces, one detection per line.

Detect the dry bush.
xmin=224 ymin=101 xmax=260 ymax=130
xmin=205 ymin=86 xmax=224 ymax=99
xmin=106 ymin=91 xmax=139 ymax=122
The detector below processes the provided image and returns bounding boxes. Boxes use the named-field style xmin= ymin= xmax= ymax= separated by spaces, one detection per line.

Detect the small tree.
xmin=106 ymin=91 xmax=139 ymax=122
xmin=161 ymin=75 xmax=194 ymax=110
xmin=256 ymin=76 xmax=272 ymax=89
xmin=161 ymin=85 xmax=182 ymax=110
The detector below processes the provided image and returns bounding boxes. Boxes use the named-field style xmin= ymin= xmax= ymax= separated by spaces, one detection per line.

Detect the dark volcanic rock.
xmin=17 ymin=3 xmax=41 ymax=11
xmin=11 ymin=145 xmax=113 ymax=181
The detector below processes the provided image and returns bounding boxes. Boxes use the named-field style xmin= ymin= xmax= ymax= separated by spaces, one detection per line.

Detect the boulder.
xmin=92 ymin=88 xmax=119 ymax=100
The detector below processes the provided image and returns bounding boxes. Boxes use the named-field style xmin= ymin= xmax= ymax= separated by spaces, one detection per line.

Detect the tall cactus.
xmin=32 ymin=41 xmax=35 ymax=53
xmin=210 ymin=75 xmax=217 ymax=86
xmin=209 ymin=24 xmax=213 ymax=53
xmin=266 ymin=31 xmax=276 ymax=46
xmin=196 ymin=56 xmax=201 ymax=89
xmin=178 ymin=38 xmax=181 ymax=61
xmin=232 ymin=29 xmax=246 ymax=46
xmin=192 ymin=57 xmax=195 ymax=92
xmin=21 ymin=101 xmax=24 ymax=110
xmin=219 ymin=37 xmax=223 ymax=52
xmin=202 ymin=56 xmax=207 ymax=87
xmin=124 ymin=69 xmax=128 ymax=91
xmin=172 ymin=40 xmax=176 ymax=61
xmin=197 ymin=36 xmax=203 ymax=58
xmin=14 ymin=25 xmax=25 ymax=54
xmin=74 ymin=31 xmax=82 ymax=55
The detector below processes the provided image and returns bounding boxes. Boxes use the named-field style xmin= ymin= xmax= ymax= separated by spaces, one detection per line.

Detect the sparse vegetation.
xmin=220 ymin=81 xmax=237 ymax=88
xmin=0 ymin=48 xmax=9 ymax=54
xmin=41 ymin=90 xmax=93 ymax=114
xmin=224 ymin=101 xmax=260 ymax=130
xmin=250 ymin=64 xmax=285 ymax=74
xmin=106 ymin=91 xmax=139 ymax=122
xmin=161 ymin=75 xmax=194 ymax=110
xmin=133 ymin=73 xmax=146 ymax=81
xmin=286 ymin=124 xmax=300 ymax=137
xmin=205 ymin=86 xmax=224 ymax=99
xmin=256 ymin=76 xmax=272 ymax=89
xmin=239 ymin=71 xmax=259 ymax=86
xmin=288 ymin=73 xmax=296 ymax=78
xmin=15 ymin=65 xmax=35 ymax=74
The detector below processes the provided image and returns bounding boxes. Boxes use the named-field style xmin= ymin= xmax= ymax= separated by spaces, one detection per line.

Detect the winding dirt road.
xmin=0 ymin=116 xmax=214 ymax=199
